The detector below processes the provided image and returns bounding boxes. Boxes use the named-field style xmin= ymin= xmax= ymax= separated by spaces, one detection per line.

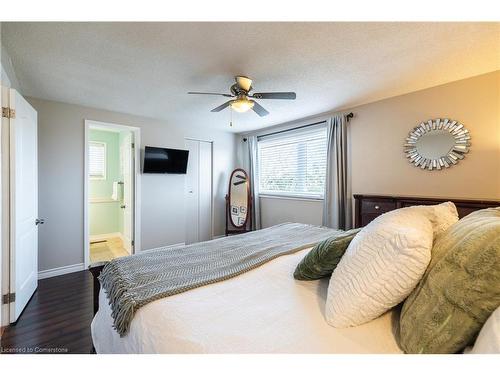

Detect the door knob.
xmin=35 ymin=219 xmax=45 ymax=225
xmin=121 ymin=205 xmax=126 ymax=209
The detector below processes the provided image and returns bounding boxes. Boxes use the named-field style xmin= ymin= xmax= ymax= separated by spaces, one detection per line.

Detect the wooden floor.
xmin=1 ymin=271 xmax=94 ymax=354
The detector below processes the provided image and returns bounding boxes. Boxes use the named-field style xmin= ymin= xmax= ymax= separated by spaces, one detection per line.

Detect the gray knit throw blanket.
xmin=99 ymin=222 xmax=340 ymax=336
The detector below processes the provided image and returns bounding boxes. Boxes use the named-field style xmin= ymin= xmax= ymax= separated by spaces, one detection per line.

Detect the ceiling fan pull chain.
xmin=230 ymin=106 xmax=233 ymax=127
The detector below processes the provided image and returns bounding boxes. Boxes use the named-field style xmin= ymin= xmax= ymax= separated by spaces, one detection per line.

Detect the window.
xmin=89 ymin=141 xmax=106 ymax=180
xmin=258 ymin=124 xmax=328 ymax=199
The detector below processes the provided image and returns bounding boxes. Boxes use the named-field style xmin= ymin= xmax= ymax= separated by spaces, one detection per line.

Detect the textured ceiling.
xmin=2 ymin=22 xmax=499 ymax=133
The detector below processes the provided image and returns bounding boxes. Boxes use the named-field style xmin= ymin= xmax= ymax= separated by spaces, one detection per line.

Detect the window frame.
xmin=89 ymin=141 xmax=107 ymax=180
xmin=257 ymin=123 xmax=328 ymax=200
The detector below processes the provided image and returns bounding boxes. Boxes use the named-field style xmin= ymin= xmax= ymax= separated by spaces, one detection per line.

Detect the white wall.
xmin=241 ymin=71 xmax=500 ymax=229
xmin=260 ymin=196 xmax=323 ymax=228
xmin=29 ymin=97 xmax=237 ymax=272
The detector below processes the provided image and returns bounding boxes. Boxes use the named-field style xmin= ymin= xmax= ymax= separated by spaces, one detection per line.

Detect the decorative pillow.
xmin=411 ymin=201 xmax=459 ymax=237
xmin=468 ymin=306 xmax=500 ymax=354
xmin=399 ymin=208 xmax=500 ymax=354
xmin=294 ymin=228 xmax=362 ymax=281
xmin=325 ymin=206 xmax=434 ymax=328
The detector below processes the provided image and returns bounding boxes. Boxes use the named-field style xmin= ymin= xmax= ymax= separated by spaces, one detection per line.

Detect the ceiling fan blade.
xmin=235 ymin=76 xmax=253 ymax=92
xmin=251 ymin=101 xmax=270 ymax=117
xmin=251 ymin=92 xmax=296 ymax=100
xmin=188 ymin=91 xmax=233 ymax=97
xmin=210 ymin=100 xmax=233 ymax=112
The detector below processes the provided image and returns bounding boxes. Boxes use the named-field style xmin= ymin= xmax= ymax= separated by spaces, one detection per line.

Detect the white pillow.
xmin=410 ymin=201 xmax=459 ymax=237
xmin=325 ymin=206 xmax=434 ymax=328
xmin=468 ymin=306 xmax=500 ymax=354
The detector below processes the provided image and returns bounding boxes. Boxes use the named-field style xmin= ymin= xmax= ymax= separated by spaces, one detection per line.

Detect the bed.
xmin=91 ymin=246 xmax=402 ymax=353
xmin=89 ymin=196 xmax=499 ymax=354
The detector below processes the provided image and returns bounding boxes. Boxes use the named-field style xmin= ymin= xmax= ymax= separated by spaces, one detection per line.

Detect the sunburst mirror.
xmin=404 ymin=118 xmax=471 ymax=171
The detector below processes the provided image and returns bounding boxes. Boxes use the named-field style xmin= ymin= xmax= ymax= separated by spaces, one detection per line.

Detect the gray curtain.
xmin=322 ymin=115 xmax=352 ymax=230
xmin=247 ymin=136 xmax=261 ymax=230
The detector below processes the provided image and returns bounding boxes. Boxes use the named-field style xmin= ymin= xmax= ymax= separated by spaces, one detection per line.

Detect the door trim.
xmin=0 ymin=85 xmax=10 ymax=328
xmin=83 ymin=120 xmax=141 ymax=268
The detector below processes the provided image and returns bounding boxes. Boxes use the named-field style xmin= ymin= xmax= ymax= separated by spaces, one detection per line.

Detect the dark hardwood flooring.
xmin=1 ymin=271 xmax=94 ymax=354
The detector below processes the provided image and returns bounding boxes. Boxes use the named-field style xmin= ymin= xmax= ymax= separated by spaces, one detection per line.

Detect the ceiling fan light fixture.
xmin=188 ymin=76 xmax=295 ymax=117
xmin=230 ymin=97 xmax=254 ymax=113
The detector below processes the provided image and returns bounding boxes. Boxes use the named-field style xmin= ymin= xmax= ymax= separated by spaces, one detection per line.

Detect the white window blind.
xmin=258 ymin=124 xmax=328 ymax=199
xmin=89 ymin=141 xmax=106 ymax=180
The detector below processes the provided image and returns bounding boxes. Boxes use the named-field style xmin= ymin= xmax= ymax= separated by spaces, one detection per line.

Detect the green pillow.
xmin=294 ymin=228 xmax=361 ymax=280
xmin=400 ymin=208 xmax=500 ymax=354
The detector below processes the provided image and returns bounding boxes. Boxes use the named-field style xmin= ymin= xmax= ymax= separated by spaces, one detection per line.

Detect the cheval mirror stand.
xmin=225 ymin=168 xmax=252 ymax=235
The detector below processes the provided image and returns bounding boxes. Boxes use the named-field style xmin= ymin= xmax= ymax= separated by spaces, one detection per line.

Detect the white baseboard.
xmin=38 ymin=263 xmax=85 ymax=280
xmin=143 ymin=242 xmax=185 ymax=253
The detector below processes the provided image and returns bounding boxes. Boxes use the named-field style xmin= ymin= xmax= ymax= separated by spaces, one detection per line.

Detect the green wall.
xmin=89 ymin=129 xmax=121 ymax=236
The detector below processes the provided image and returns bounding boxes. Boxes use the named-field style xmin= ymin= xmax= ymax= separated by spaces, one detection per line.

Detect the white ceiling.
xmin=2 ymin=22 xmax=499 ymax=133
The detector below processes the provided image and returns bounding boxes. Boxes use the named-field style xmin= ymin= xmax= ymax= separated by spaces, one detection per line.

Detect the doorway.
xmin=84 ymin=121 xmax=141 ymax=267
xmin=185 ymin=139 xmax=213 ymax=244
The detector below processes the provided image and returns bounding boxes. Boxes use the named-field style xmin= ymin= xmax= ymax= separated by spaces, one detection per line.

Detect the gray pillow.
xmin=294 ymin=228 xmax=361 ymax=280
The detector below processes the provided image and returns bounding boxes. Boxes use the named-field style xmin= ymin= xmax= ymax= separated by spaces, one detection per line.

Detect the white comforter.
xmin=91 ymin=247 xmax=403 ymax=353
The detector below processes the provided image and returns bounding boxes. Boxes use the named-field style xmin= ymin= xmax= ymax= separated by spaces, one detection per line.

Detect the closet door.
xmin=185 ymin=139 xmax=213 ymax=244
xmin=198 ymin=141 xmax=212 ymax=242
xmin=185 ymin=140 xmax=200 ymax=245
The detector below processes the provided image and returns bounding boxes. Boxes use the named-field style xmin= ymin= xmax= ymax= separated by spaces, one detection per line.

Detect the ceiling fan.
xmin=188 ymin=76 xmax=296 ymax=117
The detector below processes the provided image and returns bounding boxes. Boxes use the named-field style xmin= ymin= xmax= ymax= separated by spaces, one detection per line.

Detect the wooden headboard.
xmin=353 ymin=194 xmax=500 ymax=228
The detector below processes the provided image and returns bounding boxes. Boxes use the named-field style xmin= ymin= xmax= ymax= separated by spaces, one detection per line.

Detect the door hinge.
xmin=2 ymin=292 xmax=15 ymax=304
xmin=131 ymin=240 xmax=135 ymax=247
xmin=131 ymin=143 xmax=135 ymax=149
xmin=2 ymin=107 xmax=16 ymax=119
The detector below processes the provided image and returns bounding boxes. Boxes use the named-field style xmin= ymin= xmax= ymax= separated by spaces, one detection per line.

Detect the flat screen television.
xmin=143 ymin=146 xmax=189 ymax=174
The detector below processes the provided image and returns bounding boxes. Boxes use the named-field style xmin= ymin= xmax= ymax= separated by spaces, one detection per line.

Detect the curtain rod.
xmin=245 ymin=112 xmax=354 ymax=142
xmin=256 ymin=120 xmax=326 ymax=140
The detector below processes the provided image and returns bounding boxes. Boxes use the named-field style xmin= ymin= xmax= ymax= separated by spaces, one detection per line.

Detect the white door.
xmin=185 ymin=140 xmax=200 ymax=245
xmin=198 ymin=141 xmax=213 ymax=241
xmin=185 ymin=139 xmax=213 ymax=244
xmin=120 ymin=132 xmax=134 ymax=254
xmin=9 ymin=89 xmax=38 ymax=322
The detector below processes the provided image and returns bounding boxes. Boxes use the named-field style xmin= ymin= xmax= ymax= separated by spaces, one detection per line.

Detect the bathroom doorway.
xmin=84 ymin=120 xmax=141 ymax=267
